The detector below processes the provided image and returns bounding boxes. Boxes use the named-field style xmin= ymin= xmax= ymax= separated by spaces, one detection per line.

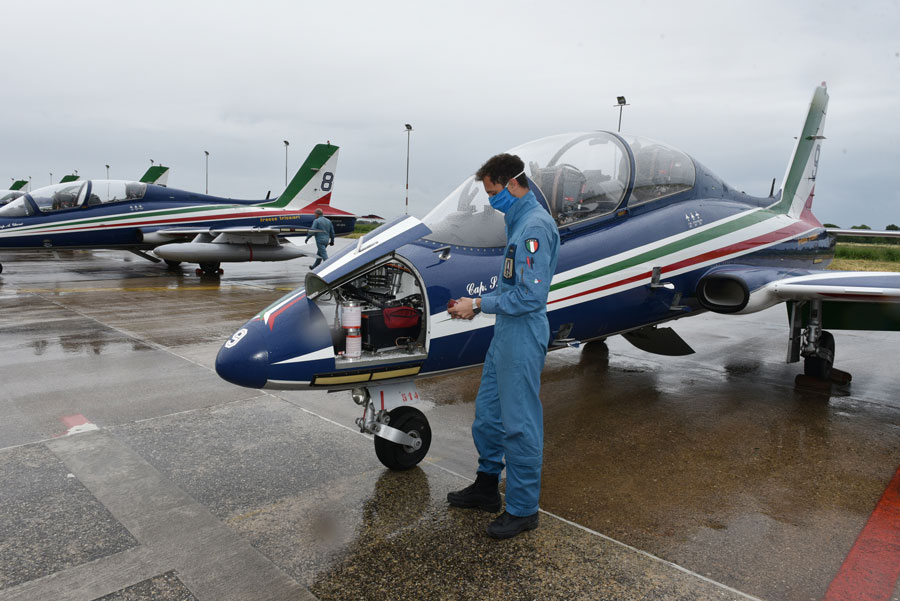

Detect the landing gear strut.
xmin=787 ymin=299 xmax=842 ymax=383
xmin=353 ymin=388 xmax=431 ymax=470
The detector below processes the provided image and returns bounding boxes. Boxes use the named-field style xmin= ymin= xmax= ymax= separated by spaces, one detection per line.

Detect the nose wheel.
xmin=374 ymin=406 xmax=432 ymax=470
xmin=354 ymin=388 xmax=431 ymax=470
xmin=196 ymin=262 xmax=223 ymax=277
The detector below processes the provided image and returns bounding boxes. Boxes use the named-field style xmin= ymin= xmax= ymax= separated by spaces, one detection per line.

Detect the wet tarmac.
xmin=1 ymin=246 xmax=899 ymax=601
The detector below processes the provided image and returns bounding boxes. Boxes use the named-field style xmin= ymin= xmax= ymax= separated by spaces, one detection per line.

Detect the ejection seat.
xmin=532 ymin=163 xmax=586 ymax=225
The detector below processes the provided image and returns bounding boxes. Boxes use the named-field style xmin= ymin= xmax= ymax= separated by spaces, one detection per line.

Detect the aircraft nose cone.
xmin=215 ymin=323 xmax=269 ymax=389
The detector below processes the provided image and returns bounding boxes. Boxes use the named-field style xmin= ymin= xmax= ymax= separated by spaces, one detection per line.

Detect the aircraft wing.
xmin=697 ymin=267 xmax=900 ymax=331
xmin=766 ymin=272 xmax=900 ymax=303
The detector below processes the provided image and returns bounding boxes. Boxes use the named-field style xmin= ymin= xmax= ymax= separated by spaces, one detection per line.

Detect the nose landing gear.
xmin=353 ymin=386 xmax=431 ymax=470
xmin=196 ymin=262 xmax=224 ymax=277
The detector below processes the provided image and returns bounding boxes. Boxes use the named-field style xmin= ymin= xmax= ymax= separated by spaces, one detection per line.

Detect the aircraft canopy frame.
xmin=423 ymin=131 xmax=696 ymax=248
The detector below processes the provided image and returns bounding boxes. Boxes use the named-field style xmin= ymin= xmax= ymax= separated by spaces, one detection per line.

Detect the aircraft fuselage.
xmin=0 ymin=183 xmax=355 ymax=251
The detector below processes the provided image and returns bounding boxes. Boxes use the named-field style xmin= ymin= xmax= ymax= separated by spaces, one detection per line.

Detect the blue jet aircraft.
xmin=215 ymin=85 xmax=900 ymax=469
xmin=0 ymin=143 xmax=355 ymax=275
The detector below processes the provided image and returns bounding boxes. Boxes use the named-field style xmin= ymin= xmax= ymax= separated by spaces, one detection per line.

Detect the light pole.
xmin=49 ymin=172 xmax=53 ymax=185
xmin=283 ymin=140 xmax=289 ymax=186
xmin=105 ymin=164 xmax=110 ymax=179
xmin=204 ymin=151 xmax=209 ymax=194
xmin=614 ymin=96 xmax=629 ymax=132
xmin=404 ymin=124 xmax=413 ymax=215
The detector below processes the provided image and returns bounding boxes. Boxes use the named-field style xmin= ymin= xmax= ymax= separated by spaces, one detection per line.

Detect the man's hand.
xmin=448 ymin=297 xmax=478 ymax=320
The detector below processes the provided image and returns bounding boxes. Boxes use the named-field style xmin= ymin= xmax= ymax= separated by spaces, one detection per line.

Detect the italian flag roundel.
xmin=526 ymin=238 xmax=539 ymax=253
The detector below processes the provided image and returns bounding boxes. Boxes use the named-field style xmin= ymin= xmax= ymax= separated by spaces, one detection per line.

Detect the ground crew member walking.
xmin=447 ymin=153 xmax=560 ymax=539
xmin=305 ymin=208 xmax=335 ymax=269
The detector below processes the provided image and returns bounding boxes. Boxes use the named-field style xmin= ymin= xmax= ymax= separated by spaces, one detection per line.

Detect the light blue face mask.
xmin=488 ymin=170 xmax=525 ymax=213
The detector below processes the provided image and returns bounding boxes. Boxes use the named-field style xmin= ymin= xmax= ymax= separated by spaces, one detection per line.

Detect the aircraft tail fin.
xmin=261 ymin=143 xmax=339 ymax=209
xmin=9 ymin=179 xmax=28 ymax=191
xmin=59 ymin=173 xmax=80 ymax=183
xmin=140 ymin=165 xmax=170 ymax=187
xmin=774 ymin=84 xmax=829 ymax=218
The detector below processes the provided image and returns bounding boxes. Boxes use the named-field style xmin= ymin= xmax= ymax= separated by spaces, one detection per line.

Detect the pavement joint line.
xmin=30 ymin=292 xmax=218 ymax=373
xmin=274 ymin=393 xmax=767 ymax=601
xmin=39 ymin=429 xmax=317 ymax=601
xmin=416 ymin=458 xmax=765 ymax=601
xmin=0 ymin=545 xmax=170 ymax=601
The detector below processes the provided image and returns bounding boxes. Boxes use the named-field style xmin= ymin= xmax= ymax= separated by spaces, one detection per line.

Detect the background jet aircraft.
xmin=139 ymin=164 xmax=170 ymax=186
xmin=1 ymin=166 xmax=170 ymax=207
xmin=0 ymin=179 xmax=29 ymax=206
xmin=216 ymin=85 xmax=900 ymax=470
xmin=0 ymin=143 xmax=355 ymax=275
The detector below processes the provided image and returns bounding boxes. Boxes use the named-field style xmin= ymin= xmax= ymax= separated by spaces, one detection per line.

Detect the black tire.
xmin=198 ymin=262 xmax=221 ymax=276
xmin=374 ymin=406 xmax=431 ymax=470
xmin=804 ymin=330 xmax=835 ymax=380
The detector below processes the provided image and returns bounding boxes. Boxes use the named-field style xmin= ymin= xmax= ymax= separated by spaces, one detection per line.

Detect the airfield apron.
xmin=475 ymin=191 xmax=560 ymax=517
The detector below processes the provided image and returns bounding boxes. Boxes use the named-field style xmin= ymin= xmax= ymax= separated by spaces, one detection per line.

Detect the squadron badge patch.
xmin=525 ymin=238 xmax=539 ymax=253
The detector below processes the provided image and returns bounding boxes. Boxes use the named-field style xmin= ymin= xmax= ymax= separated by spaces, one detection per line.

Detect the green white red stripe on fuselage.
xmin=548 ymin=208 xmax=821 ymax=311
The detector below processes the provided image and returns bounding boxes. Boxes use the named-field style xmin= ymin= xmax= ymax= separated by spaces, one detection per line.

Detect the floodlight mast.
xmin=615 ymin=96 xmax=630 ymax=132
xmin=404 ymin=124 xmax=413 ymax=215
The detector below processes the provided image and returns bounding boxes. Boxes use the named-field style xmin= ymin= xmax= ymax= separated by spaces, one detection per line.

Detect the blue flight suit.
xmin=474 ymin=190 xmax=560 ymax=517
xmin=306 ymin=215 xmax=335 ymax=268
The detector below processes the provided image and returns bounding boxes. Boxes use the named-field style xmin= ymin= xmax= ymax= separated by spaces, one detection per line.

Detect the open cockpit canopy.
xmin=423 ymin=131 xmax=696 ymax=247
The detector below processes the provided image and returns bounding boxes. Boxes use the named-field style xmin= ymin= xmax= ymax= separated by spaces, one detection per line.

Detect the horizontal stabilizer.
xmin=826 ymin=228 xmax=900 ymax=239
xmin=622 ymin=326 xmax=695 ymax=356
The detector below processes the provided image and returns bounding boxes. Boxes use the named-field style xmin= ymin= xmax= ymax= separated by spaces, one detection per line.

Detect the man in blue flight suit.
xmin=447 ymin=153 xmax=560 ymax=539
xmin=305 ymin=208 xmax=335 ymax=269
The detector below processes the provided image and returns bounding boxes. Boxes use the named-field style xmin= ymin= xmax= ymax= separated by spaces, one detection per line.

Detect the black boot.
xmin=486 ymin=511 xmax=539 ymax=539
xmin=447 ymin=472 xmax=501 ymax=512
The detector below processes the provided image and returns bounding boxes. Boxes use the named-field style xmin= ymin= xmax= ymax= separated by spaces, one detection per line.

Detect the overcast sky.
xmin=2 ymin=0 xmax=898 ymax=227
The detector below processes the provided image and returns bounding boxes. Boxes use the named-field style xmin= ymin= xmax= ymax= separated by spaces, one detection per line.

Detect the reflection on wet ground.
xmin=2 ymin=249 xmax=899 ymax=601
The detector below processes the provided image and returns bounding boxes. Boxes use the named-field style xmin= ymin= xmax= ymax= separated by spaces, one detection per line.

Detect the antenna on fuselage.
xmin=769 ymin=178 xmax=776 ymax=198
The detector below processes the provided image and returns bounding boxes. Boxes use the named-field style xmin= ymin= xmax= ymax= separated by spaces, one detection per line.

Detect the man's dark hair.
xmin=475 ymin=153 xmax=527 ymax=188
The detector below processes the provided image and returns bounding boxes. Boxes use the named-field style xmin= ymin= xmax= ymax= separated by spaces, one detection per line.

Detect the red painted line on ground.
xmin=823 ymin=464 xmax=900 ymax=601
xmin=54 ymin=414 xmax=95 ymax=437
xmin=61 ymin=414 xmax=90 ymax=429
